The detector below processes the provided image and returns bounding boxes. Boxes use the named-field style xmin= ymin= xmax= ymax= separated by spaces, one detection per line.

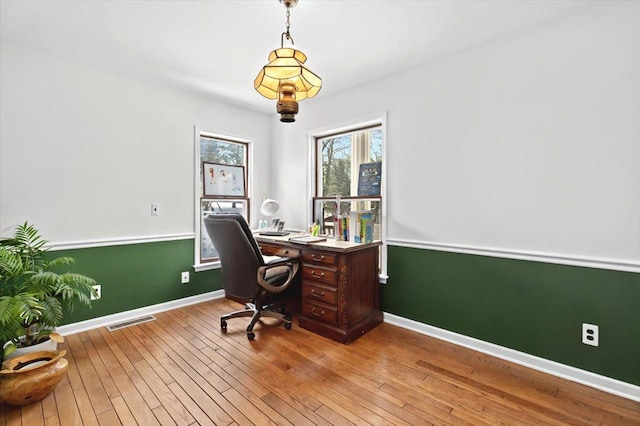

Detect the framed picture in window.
xmin=357 ymin=162 xmax=382 ymax=196
xmin=202 ymin=162 xmax=246 ymax=197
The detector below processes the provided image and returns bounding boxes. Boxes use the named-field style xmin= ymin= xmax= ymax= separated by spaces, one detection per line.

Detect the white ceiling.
xmin=1 ymin=0 xmax=593 ymax=113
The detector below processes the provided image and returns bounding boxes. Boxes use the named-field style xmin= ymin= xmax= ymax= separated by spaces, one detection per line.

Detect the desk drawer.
xmin=302 ymin=301 xmax=337 ymax=326
xmin=302 ymin=266 xmax=337 ymax=286
xmin=303 ymin=251 xmax=337 ymax=267
xmin=302 ymin=282 xmax=337 ymax=305
xmin=260 ymin=244 xmax=300 ymax=258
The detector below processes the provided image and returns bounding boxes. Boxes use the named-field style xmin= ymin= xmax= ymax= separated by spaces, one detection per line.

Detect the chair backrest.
xmin=203 ymin=213 xmax=265 ymax=299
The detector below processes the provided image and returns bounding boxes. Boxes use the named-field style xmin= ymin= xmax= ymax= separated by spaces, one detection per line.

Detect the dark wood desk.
xmin=255 ymin=233 xmax=383 ymax=344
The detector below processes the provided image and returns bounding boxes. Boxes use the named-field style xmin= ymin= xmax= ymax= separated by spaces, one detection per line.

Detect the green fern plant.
xmin=0 ymin=222 xmax=96 ymax=360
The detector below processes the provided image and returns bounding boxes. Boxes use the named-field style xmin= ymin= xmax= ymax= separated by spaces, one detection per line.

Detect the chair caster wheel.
xmin=284 ymin=322 xmax=292 ymax=330
xmin=220 ymin=320 xmax=227 ymax=333
xmin=247 ymin=332 xmax=255 ymax=341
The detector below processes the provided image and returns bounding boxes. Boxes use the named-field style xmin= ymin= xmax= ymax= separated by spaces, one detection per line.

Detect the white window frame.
xmin=193 ymin=127 xmax=254 ymax=271
xmin=307 ymin=114 xmax=388 ymax=282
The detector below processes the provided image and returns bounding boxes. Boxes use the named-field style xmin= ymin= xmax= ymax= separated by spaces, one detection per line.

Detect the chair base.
xmin=220 ymin=302 xmax=292 ymax=340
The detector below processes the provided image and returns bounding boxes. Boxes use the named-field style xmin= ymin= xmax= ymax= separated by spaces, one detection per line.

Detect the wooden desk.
xmin=255 ymin=233 xmax=383 ymax=344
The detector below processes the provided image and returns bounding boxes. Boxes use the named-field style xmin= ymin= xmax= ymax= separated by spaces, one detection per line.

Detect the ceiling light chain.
xmin=281 ymin=6 xmax=295 ymax=48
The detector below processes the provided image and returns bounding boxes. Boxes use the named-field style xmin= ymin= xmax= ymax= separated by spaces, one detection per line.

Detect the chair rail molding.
xmin=49 ymin=233 xmax=195 ymax=251
xmin=387 ymin=238 xmax=640 ymax=273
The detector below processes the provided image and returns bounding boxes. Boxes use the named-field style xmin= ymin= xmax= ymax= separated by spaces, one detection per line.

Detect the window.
xmin=313 ymin=125 xmax=384 ymax=244
xmin=196 ymin=132 xmax=249 ymax=265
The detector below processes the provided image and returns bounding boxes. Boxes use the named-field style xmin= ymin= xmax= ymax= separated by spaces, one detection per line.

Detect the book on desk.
xmin=288 ymin=235 xmax=327 ymax=245
xmin=333 ymin=211 xmax=374 ymax=243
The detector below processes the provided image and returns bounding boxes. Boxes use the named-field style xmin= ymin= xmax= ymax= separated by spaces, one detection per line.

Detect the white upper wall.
xmin=272 ymin=1 xmax=640 ymax=262
xmin=0 ymin=45 xmax=272 ymax=243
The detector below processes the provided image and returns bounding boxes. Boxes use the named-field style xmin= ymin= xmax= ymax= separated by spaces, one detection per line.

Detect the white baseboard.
xmin=58 ymin=290 xmax=225 ymax=336
xmin=384 ymin=313 xmax=640 ymax=402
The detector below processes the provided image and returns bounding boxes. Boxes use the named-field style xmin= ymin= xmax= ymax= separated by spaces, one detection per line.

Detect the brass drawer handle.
xmin=311 ymin=307 xmax=325 ymax=317
xmin=311 ymin=288 xmax=325 ymax=297
xmin=311 ymin=254 xmax=325 ymax=261
xmin=283 ymin=250 xmax=289 ymax=255
xmin=311 ymin=271 xmax=325 ymax=279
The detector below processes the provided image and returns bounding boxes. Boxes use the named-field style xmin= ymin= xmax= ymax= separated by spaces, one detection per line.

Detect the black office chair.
xmin=203 ymin=213 xmax=299 ymax=340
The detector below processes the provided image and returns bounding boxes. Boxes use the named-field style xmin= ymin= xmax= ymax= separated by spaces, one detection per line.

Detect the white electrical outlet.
xmin=151 ymin=203 xmax=160 ymax=216
xmin=181 ymin=271 xmax=190 ymax=284
xmin=582 ymin=323 xmax=599 ymax=346
xmin=91 ymin=285 xmax=102 ymax=300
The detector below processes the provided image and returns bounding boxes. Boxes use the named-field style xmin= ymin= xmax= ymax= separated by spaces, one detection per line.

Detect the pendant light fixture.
xmin=254 ymin=0 xmax=322 ymax=123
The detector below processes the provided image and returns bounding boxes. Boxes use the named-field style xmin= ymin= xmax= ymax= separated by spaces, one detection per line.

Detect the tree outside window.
xmin=315 ymin=127 xmax=383 ymax=240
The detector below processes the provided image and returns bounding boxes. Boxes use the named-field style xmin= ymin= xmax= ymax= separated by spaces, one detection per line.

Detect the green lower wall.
xmin=383 ymin=245 xmax=640 ymax=386
xmin=52 ymin=239 xmax=221 ymax=324
xmin=51 ymin=240 xmax=639 ymax=386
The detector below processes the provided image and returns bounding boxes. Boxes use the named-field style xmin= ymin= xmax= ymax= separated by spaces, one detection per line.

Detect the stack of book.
xmin=334 ymin=211 xmax=374 ymax=243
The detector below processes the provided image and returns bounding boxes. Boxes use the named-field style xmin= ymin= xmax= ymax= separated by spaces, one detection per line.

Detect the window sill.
xmin=193 ymin=261 xmax=221 ymax=272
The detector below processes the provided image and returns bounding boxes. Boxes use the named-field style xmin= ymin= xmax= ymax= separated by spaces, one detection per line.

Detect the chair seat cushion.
xmin=264 ymin=265 xmax=292 ymax=285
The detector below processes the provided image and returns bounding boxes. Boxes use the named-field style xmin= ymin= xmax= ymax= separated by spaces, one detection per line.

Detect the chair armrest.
xmin=257 ymin=259 xmax=300 ymax=294
xmin=264 ymin=256 xmax=298 ymax=266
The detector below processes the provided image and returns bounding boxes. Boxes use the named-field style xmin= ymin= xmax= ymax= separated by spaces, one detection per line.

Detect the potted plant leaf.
xmin=0 ymin=222 xmax=96 ymax=362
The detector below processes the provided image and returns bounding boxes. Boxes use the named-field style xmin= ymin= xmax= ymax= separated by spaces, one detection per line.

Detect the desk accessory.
xmin=259 ymin=231 xmax=290 ymax=236
xmin=288 ymin=235 xmax=327 ymax=244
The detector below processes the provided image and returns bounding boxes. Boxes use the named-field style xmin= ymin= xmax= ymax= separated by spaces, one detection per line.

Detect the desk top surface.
xmin=254 ymin=231 xmax=381 ymax=253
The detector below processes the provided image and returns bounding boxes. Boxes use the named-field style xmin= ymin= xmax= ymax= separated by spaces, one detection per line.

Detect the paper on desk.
xmin=262 ymin=255 xmax=282 ymax=264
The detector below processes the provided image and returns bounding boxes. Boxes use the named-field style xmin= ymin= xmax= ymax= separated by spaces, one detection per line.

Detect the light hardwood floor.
xmin=1 ymin=298 xmax=639 ymax=425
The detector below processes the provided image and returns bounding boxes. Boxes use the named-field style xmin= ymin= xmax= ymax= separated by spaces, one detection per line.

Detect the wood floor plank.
xmin=324 ymin=373 xmax=427 ymax=425
xmin=418 ymin=358 xmax=595 ymax=425
xmin=163 ymin=361 xmax=236 ymax=425
xmin=40 ymin=391 xmax=58 ymax=420
xmin=107 ymin=328 xmax=146 ymax=365
xmin=96 ymin=328 xmax=137 ymax=373
xmin=66 ymin=339 xmax=114 ymax=415
xmin=125 ymin=369 xmax=162 ymax=410
xmin=109 ymin=395 xmax=137 ymax=426
xmin=124 ymin=326 xmax=176 ymax=385
xmin=20 ymin=400 xmax=44 ymax=426
xmin=152 ymin=405 xmax=177 ymax=425
xmin=77 ymin=332 xmax=121 ymax=400
xmin=58 ymin=341 xmax=85 ymax=392
xmin=295 ymin=379 xmax=377 ymax=425
xmin=95 ymin=409 xmax=121 ymax=426
xmin=43 ymin=416 xmax=61 ymax=426
xmin=52 ymin=383 xmax=83 ymax=426
xmin=134 ymin=359 xmax=195 ymax=426
xmin=6 ymin=297 xmax=638 ymax=426
xmin=222 ymin=387 xmax=292 ymax=426
xmin=127 ymin=325 xmax=235 ymax=426
xmin=86 ymin=329 xmax=160 ymax=426
xmin=161 ymin=308 xmax=266 ymax=374
xmin=261 ymin=392 xmax=317 ymax=426
xmin=131 ymin=322 xmax=245 ymax=424
xmin=238 ymin=353 xmax=329 ymax=424
xmin=166 ymin=382 xmax=218 ymax=426
xmin=2 ymin=404 xmax=21 ymax=426
xmin=315 ymin=404 xmax=359 ymax=426
xmin=72 ymin=388 xmax=99 ymax=426
xmin=121 ymin=325 xmax=162 ymax=368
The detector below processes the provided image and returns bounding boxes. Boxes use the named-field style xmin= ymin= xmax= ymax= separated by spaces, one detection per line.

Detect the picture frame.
xmin=357 ymin=162 xmax=382 ymax=196
xmin=202 ymin=162 xmax=246 ymax=197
